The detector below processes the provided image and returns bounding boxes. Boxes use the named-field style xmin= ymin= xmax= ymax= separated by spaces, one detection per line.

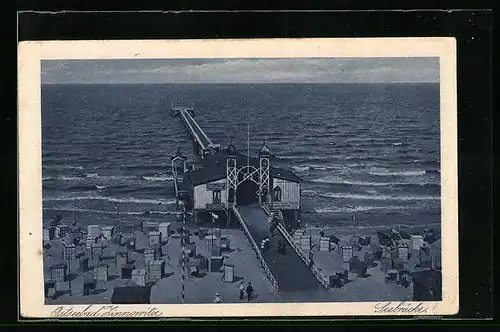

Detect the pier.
xmin=236 ymin=204 xmax=327 ymax=292
xmin=172 ymin=107 xmax=217 ymax=158
xmin=171 ymin=104 xmax=327 ymax=292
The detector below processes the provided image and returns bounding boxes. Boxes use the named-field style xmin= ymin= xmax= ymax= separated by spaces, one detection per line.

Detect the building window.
xmin=273 ymin=186 xmax=282 ymax=202
xmin=213 ymin=190 xmax=221 ymax=203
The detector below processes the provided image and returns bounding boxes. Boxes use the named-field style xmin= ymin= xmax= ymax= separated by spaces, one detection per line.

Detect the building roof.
xmin=111 ymin=286 xmax=151 ymax=304
xmin=183 ymin=150 xmax=301 ymax=186
xmin=150 ymin=260 xmax=165 ymax=265
xmin=259 ymin=141 xmax=271 ymax=155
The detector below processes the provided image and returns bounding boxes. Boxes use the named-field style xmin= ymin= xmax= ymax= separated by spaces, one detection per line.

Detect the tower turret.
xmin=259 ymin=141 xmax=271 ymax=204
xmin=226 ymin=143 xmax=237 ymax=207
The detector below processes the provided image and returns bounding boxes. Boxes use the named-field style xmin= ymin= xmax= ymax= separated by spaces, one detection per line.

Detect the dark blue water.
xmin=41 ymin=83 xmax=441 ymax=228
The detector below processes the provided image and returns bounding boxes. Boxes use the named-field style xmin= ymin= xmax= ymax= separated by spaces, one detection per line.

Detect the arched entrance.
xmin=236 ymin=166 xmax=260 ymax=206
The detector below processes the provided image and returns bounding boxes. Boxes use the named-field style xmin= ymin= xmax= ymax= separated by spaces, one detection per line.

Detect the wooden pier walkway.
xmin=172 ymin=105 xmax=328 ymax=294
xmin=176 ymin=107 xmax=214 ymax=157
xmin=236 ymin=204 xmax=326 ymax=292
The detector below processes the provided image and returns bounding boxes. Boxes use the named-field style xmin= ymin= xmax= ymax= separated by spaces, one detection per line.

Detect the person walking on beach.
xmin=246 ymin=282 xmax=254 ymax=302
xmin=239 ymin=281 xmax=245 ymax=300
xmin=213 ymin=293 xmax=222 ymax=303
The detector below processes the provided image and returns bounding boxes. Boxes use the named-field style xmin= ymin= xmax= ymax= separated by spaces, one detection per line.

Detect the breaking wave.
xmin=314 ymin=205 xmax=418 ymax=213
xmin=43 ymin=195 xmax=176 ymax=205
xmin=142 ymin=175 xmax=174 ymax=182
xmin=43 ymin=165 xmax=84 ymax=170
xmin=43 ymin=207 xmax=178 ymax=216
xmin=320 ymin=192 xmax=440 ymax=201
xmin=311 ymin=177 xmax=438 ymax=187
xmin=368 ymin=168 xmax=427 ymax=176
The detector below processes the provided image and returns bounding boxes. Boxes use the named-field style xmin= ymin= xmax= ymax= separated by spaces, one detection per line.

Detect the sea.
xmin=42 ymin=83 xmax=441 ymax=229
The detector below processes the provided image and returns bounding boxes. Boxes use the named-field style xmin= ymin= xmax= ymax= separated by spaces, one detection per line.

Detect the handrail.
xmin=261 ymin=205 xmax=330 ymax=290
xmin=183 ymin=110 xmax=213 ymax=147
xmin=180 ymin=109 xmax=212 ymax=150
xmin=179 ymin=110 xmax=208 ymax=150
xmin=232 ymin=206 xmax=280 ymax=293
xmin=172 ymin=164 xmax=179 ymax=197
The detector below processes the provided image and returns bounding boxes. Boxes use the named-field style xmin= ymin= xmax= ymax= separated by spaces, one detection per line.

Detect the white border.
xmin=18 ymin=38 xmax=458 ymax=318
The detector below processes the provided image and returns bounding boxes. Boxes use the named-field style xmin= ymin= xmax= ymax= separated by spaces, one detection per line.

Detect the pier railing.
xmin=232 ymin=206 xmax=280 ymax=293
xmin=179 ymin=109 xmax=213 ymax=151
xmin=261 ymin=205 xmax=330 ymax=290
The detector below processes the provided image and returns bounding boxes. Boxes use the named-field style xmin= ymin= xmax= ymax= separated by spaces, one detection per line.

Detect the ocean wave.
xmin=290 ymin=164 xmax=336 ymax=172
xmin=314 ymin=205 xmax=417 ymax=213
xmin=368 ymin=168 xmax=426 ymax=176
xmin=279 ymin=155 xmax=333 ymax=161
xmin=142 ymin=175 xmax=174 ymax=182
xmin=43 ymin=165 xmax=84 ymax=170
xmin=311 ymin=177 xmax=438 ymax=187
xmin=291 ymin=166 xmax=310 ymax=172
xmin=85 ymin=174 xmax=136 ymax=180
xmin=47 ymin=174 xmax=139 ymax=182
xmin=302 ymin=189 xmax=319 ymax=196
xmin=43 ymin=195 xmax=176 ymax=205
xmin=320 ymin=192 xmax=440 ymax=201
xmin=43 ymin=207 xmax=178 ymax=216
xmin=60 ymin=176 xmax=83 ymax=181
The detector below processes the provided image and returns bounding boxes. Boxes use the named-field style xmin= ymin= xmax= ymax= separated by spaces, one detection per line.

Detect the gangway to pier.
xmin=175 ymin=107 xmax=214 ymax=157
xmin=236 ymin=204 xmax=326 ymax=292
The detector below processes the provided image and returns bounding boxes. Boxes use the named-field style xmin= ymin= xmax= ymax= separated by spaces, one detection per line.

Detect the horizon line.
xmin=41 ymin=81 xmax=440 ymax=85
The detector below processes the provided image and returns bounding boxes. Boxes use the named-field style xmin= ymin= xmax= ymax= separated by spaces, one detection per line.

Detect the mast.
xmin=247 ymin=123 xmax=250 ymax=168
xmin=247 ymin=105 xmax=250 ymax=168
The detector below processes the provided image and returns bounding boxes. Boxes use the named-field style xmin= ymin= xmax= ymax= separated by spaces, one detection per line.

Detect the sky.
xmin=41 ymin=57 xmax=439 ymax=84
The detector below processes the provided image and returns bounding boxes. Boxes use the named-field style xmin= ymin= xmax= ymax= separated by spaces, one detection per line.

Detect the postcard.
xmin=18 ymin=37 xmax=458 ymax=318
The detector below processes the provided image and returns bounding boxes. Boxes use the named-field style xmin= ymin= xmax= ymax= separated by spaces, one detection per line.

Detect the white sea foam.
xmin=320 ymin=192 xmax=440 ymax=201
xmin=84 ymin=173 xmax=136 ymax=180
xmin=368 ymin=168 xmax=426 ymax=176
xmin=59 ymin=176 xmax=83 ymax=181
xmin=43 ymin=165 xmax=84 ymax=170
xmin=43 ymin=195 xmax=176 ymax=205
xmin=311 ymin=176 xmax=436 ymax=187
xmin=291 ymin=166 xmax=310 ymax=172
xmin=43 ymin=207 xmax=178 ymax=216
xmin=314 ymin=205 xmax=415 ymax=213
xmin=291 ymin=164 xmax=340 ymax=172
xmin=142 ymin=175 xmax=174 ymax=182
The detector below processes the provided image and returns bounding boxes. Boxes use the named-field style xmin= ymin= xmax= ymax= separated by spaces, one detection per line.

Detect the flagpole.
xmin=247 ymin=123 xmax=250 ymax=169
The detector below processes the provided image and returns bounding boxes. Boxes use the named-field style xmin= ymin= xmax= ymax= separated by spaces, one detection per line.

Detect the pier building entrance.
xmin=236 ymin=165 xmax=260 ymax=206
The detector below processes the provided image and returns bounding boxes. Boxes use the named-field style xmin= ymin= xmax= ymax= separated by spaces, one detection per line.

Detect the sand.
xmin=44 ymin=221 xmax=439 ymax=304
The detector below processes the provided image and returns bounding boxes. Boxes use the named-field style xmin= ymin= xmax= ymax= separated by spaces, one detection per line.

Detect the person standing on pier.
xmin=309 ymin=251 xmax=315 ymax=269
xmin=239 ymin=281 xmax=245 ymax=300
xmin=213 ymin=293 xmax=222 ymax=303
xmin=246 ymin=282 xmax=254 ymax=302
xmin=319 ymin=228 xmax=325 ymax=238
